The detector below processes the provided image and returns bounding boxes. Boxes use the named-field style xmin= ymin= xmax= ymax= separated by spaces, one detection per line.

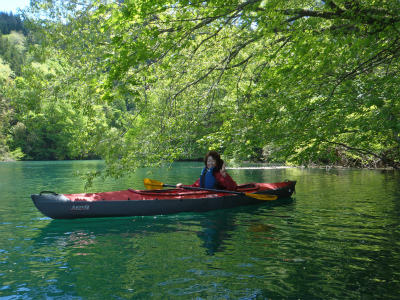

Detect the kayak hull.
xmin=31 ymin=181 xmax=296 ymax=219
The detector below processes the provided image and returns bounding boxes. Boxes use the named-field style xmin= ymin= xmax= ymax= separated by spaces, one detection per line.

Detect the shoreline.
xmin=228 ymin=165 xmax=398 ymax=171
xmin=1 ymin=159 xmax=397 ymax=171
xmin=227 ymin=166 xmax=295 ymax=170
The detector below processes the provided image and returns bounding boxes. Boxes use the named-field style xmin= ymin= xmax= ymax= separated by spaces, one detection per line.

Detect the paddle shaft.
xmin=143 ymin=178 xmax=277 ymax=200
xmin=165 ymin=184 xmax=254 ymax=196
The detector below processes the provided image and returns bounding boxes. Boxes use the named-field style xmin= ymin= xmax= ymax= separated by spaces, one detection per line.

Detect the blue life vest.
xmin=200 ymin=167 xmax=217 ymax=189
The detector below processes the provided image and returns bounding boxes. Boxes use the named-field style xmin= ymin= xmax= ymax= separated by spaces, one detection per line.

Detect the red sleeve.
xmin=190 ymin=179 xmax=200 ymax=187
xmin=184 ymin=179 xmax=200 ymax=188
xmin=215 ymin=172 xmax=237 ymax=191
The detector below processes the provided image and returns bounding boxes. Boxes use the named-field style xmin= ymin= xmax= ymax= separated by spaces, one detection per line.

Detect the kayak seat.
xmin=237 ymin=183 xmax=260 ymax=192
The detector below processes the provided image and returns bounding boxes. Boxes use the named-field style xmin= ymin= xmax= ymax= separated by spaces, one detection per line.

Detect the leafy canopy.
xmin=19 ymin=0 xmax=400 ymax=178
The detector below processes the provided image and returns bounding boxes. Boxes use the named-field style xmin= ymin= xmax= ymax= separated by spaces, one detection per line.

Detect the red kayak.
xmin=31 ymin=180 xmax=296 ymax=219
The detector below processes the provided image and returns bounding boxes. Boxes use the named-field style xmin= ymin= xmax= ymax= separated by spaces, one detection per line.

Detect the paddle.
xmin=143 ymin=178 xmax=278 ymax=201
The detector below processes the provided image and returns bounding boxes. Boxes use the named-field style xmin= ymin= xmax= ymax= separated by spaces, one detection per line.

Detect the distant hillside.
xmin=0 ymin=11 xmax=26 ymax=35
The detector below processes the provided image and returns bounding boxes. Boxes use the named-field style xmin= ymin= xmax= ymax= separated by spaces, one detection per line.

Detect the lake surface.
xmin=0 ymin=160 xmax=399 ymax=299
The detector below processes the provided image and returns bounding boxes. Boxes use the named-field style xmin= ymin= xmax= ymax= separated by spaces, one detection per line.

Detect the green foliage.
xmin=0 ymin=31 xmax=27 ymax=76
xmin=0 ymin=57 xmax=13 ymax=82
xmin=0 ymin=94 xmax=24 ymax=161
xmin=5 ymin=51 xmax=106 ymax=161
xmin=7 ymin=0 xmax=399 ymax=180
xmin=95 ymin=0 xmax=400 ymax=169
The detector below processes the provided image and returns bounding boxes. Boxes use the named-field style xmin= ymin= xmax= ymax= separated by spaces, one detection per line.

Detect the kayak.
xmin=31 ymin=180 xmax=296 ymax=219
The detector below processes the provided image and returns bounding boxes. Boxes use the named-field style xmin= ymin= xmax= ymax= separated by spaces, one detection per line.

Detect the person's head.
xmin=204 ymin=150 xmax=224 ymax=171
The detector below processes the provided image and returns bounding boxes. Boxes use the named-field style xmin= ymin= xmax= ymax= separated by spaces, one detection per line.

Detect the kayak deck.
xmin=63 ymin=182 xmax=285 ymax=202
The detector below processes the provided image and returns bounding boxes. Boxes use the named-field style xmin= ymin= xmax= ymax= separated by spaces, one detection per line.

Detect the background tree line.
xmin=0 ymin=10 xmax=129 ymax=162
xmin=0 ymin=1 xmax=399 ymax=181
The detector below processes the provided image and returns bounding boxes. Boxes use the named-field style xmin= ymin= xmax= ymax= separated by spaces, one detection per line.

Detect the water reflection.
xmin=197 ymin=214 xmax=237 ymax=256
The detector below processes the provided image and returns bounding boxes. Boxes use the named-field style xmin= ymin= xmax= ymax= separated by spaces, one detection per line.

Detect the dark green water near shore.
xmin=1 ymin=161 xmax=399 ymax=299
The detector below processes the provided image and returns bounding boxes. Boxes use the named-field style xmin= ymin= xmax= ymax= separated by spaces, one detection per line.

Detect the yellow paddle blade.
xmin=143 ymin=178 xmax=164 ymax=190
xmin=245 ymin=193 xmax=278 ymax=201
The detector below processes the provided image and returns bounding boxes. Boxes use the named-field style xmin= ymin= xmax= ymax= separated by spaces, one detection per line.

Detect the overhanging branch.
xmin=325 ymin=141 xmax=399 ymax=170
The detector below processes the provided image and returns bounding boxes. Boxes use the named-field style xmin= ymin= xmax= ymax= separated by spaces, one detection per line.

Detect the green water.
xmin=0 ymin=161 xmax=399 ymax=299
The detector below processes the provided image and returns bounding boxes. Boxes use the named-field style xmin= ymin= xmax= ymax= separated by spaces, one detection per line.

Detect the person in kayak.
xmin=176 ymin=150 xmax=237 ymax=191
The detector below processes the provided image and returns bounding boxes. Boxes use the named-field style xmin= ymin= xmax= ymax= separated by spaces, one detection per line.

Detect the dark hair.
xmin=204 ymin=150 xmax=224 ymax=172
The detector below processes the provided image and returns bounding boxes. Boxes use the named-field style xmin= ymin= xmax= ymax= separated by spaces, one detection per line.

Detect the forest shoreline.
xmin=2 ymin=158 xmax=397 ymax=171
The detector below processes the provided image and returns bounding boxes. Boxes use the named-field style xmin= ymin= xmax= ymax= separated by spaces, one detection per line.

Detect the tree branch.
xmin=325 ymin=141 xmax=399 ymax=170
xmin=281 ymin=5 xmax=400 ymax=26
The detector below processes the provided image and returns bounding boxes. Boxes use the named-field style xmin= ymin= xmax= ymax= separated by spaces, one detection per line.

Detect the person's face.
xmin=207 ymin=156 xmax=217 ymax=169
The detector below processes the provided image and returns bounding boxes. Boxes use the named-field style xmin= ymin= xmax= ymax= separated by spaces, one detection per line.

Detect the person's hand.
xmin=176 ymin=183 xmax=182 ymax=188
xmin=220 ymin=163 xmax=227 ymax=177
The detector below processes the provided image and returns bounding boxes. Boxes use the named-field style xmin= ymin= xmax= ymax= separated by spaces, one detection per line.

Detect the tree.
xmin=0 ymin=31 xmax=27 ymax=76
xmin=23 ymin=0 xmax=400 ymax=177
xmin=0 ymin=93 xmax=24 ymax=161
xmin=0 ymin=12 xmax=26 ymax=35
xmin=6 ymin=53 xmax=96 ymax=160
xmin=0 ymin=57 xmax=13 ymax=81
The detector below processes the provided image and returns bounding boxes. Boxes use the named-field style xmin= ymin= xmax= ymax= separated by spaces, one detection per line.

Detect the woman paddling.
xmin=176 ymin=150 xmax=237 ymax=191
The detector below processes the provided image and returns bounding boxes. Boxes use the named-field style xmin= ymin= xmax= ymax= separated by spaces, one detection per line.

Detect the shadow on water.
xmin=195 ymin=198 xmax=294 ymax=256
